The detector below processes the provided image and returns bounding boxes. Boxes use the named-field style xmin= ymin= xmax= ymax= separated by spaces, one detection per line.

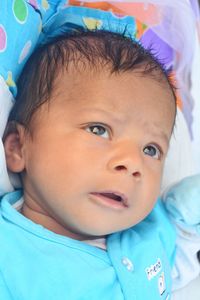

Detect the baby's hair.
xmin=9 ymin=29 xmax=176 ymax=128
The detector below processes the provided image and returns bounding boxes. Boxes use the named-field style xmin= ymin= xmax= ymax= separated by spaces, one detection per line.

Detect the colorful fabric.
xmin=0 ymin=1 xmax=141 ymax=96
xmin=0 ymin=1 xmax=198 ymax=99
xmin=0 ymin=1 xmax=42 ymax=95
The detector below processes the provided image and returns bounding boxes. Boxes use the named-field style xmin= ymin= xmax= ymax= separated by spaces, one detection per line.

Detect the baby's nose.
xmin=107 ymin=142 xmax=143 ymax=180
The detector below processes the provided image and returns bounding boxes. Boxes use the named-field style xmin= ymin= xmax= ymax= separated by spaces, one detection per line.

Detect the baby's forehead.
xmin=52 ymin=67 xmax=176 ymax=120
xmin=55 ymin=63 xmax=175 ymax=101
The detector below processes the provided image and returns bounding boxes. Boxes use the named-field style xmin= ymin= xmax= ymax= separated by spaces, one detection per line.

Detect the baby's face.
xmin=17 ymin=69 xmax=176 ymax=240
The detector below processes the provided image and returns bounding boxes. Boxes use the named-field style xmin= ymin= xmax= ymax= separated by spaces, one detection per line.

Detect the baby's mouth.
xmin=100 ymin=192 xmax=123 ymax=202
xmin=90 ymin=191 xmax=129 ymax=208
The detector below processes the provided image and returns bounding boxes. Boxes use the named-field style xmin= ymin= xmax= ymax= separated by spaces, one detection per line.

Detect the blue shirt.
xmin=0 ymin=190 xmax=176 ymax=300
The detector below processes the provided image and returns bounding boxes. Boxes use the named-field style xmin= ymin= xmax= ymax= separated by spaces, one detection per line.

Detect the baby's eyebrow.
xmin=145 ymin=125 xmax=170 ymax=147
xmin=77 ymin=107 xmax=123 ymax=123
xmin=155 ymin=132 xmax=169 ymax=146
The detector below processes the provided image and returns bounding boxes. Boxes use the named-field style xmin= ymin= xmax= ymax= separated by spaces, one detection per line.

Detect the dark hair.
xmin=8 ymin=29 xmax=176 ymax=128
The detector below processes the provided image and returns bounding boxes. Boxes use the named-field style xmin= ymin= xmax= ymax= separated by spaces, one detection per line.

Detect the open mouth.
xmin=90 ymin=191 xmax=128 ymax=208
xmin=100 ymin=192 xmax=123 ymax=202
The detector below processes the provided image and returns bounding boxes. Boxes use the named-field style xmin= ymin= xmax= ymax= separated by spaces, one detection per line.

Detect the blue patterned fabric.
xmin=0 ymin=0 xmax=137 ymax=96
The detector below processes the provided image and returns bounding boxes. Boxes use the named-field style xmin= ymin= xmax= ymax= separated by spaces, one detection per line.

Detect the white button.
xmin=121 ymin=257 xmax=134 ymax=272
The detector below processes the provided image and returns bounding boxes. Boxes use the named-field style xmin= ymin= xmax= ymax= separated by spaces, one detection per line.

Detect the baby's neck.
xmin=21 ymin=199 xmax=105 ymax=242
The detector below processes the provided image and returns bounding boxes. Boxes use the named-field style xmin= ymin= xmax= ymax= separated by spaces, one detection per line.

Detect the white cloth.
xmin=172 ymin=276 xmax=200 ymax=300
xmin=161 ymin=108 xmax=196 ymax=193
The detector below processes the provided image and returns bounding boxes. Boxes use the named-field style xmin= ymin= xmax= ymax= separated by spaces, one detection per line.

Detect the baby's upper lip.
xmin=90 ymin=190 xmax=129 ymax=207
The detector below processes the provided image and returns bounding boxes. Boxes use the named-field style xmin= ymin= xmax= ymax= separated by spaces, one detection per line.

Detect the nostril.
xmin=115 ymin=166 xmax=141 ymax=178
xmin=115 ymin=165 xmax=126 ymax=171
xmin=132 ymin=171 xmax=141 ymax=178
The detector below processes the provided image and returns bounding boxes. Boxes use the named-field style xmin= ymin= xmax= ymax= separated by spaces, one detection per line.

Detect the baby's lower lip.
xmin=89 ymin=192 xmax=128 ymax=210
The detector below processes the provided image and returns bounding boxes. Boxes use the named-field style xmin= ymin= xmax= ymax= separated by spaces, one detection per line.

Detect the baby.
xmin=0 ymin=29 xmax=198 ymax=299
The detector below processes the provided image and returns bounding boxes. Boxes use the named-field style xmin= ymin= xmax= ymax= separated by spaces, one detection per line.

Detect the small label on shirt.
xmin=145 ymin=258 xmax=162 ymax=280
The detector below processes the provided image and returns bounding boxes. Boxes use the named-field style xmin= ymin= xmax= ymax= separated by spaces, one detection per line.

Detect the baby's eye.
xmin=85 ymin=124 xmax=110 ymax=139
xmin=143 ymin=144 xmax=162 ymax=160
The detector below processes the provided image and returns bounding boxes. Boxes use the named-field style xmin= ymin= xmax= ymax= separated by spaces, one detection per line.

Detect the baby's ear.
xmin=3 ymin=122 xmax=26 ymax=173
